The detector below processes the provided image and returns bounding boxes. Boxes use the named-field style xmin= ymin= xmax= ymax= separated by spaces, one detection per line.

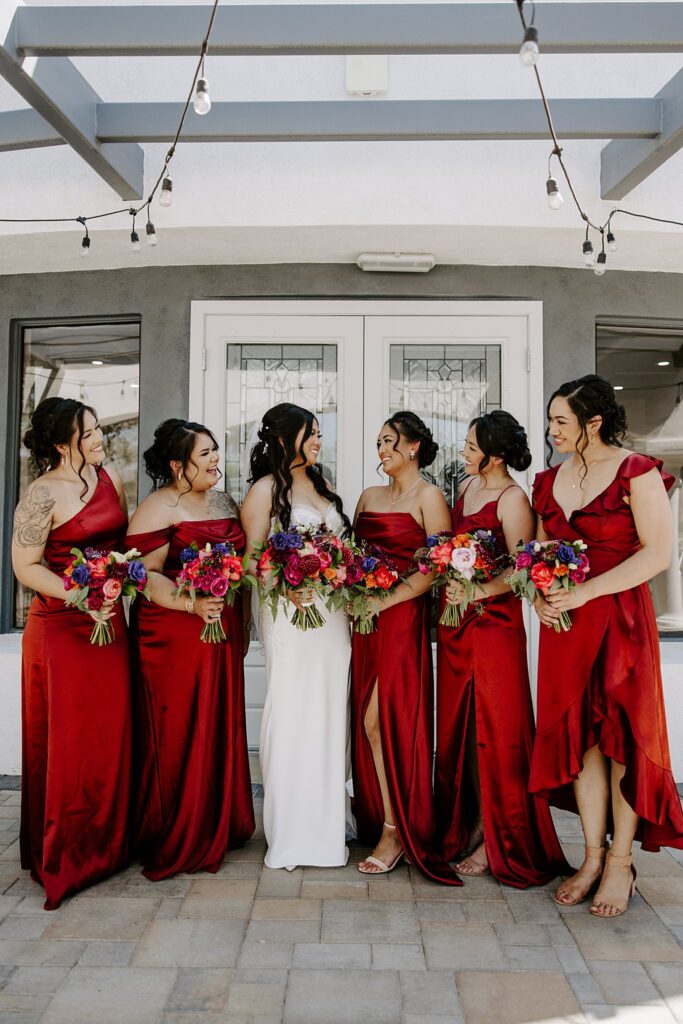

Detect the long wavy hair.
xmin=23 ymin=397 xmax=98 ymax=500
xmin=248 ymin=403 xmax=350 ymax=533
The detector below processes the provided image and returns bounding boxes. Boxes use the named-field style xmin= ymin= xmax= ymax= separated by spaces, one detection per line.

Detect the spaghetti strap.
xmin=496 ymin=482 xmax=521 ymax=509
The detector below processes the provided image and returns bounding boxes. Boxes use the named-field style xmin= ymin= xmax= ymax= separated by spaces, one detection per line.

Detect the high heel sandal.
xmin=553 ymin=844 xmax=606 ymax=907
xmin=590 ymin=851 xmax=637 ymax=918
xmin=358 ymin=821 xmax=404 ymax=875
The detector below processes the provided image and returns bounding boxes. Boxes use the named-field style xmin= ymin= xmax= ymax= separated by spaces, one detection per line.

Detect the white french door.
xmin=190 ymin=300 xmax=543 ymax=749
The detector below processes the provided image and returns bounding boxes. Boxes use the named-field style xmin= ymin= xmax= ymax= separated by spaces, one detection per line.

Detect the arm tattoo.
xmin=206 ymin=488 xmax=240 ymax=520
xmin=13 ymin=485 xmax=56 ymax=548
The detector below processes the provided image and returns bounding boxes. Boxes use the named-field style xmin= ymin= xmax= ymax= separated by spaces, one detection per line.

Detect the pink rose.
xmin=450 ymin=547 xmax=477 ymax=577
xmin=569 ymin=569 xmax=586 ymax=584
xmin=284 ymin=564 xmax=304 ymax=586
xmin=515 ymin=551 xmax=534 ymax=569
xmin=430 ymin=544 xmax=453 ymax=568
xmin=210 ymin=576 xmax=229 ymax=598
xmin=102 ymin=578 xmax=123 ymax=601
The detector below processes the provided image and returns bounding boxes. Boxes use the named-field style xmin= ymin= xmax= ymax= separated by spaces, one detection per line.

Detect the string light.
xmin=516 ymin=0 xmax=683 ymax=274
xmin=130 ymin=212 xmax=141 ymax=252
xmin=159 ymin=175 xmax=173 ymax=207
xmin=194 ymin=77 xmax=211 ymax=116
xmin=546 ymin=176 xmax=563 ymax=211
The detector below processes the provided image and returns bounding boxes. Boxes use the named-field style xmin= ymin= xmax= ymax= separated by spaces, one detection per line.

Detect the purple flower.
xmin=557 ymin=544 xmax=578 ymax=565
xmin=128 ymin=560 xmax=148 ymax=584
xmin=179 ymin=547 xmax=196 ymax=565
xmin=271 ymin=532 xmax=303 ymax=551
xmin=214 ymin=543 xmax=230 ymax=555
xmin=84 ymin=546 xmax=103 ymax=560
xmin=72 ymin=563 xmax=90 ymax=585
xmin=361 ymin=555 xmax=379 ymax=572
xmin=426 ymin=534 xmax=441 ymax=548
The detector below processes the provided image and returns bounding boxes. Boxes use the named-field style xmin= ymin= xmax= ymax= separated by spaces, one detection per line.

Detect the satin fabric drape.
xmin=435 ymin=490 xmax=568 ymax=887
xmin=530 ymin=453 xmax=683 ymax=852
xmin=351 ymin=512 xmax=460 ymax=886
xmin=126 ymin=518 xmax=254 ymax=879
xmin=21 ymin=468 xmax=132 ymax=909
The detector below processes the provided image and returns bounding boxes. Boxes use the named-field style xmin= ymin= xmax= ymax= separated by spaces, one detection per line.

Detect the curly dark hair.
xmin=383 ymin=411 xmax=439 ymax=469
xmin=144 ymin=418 xmax=221 ymax=494
xmin=23 ymin=397 xmax=98 ymax=500
xmin=546 ymin=374 xmax=628 ymax=473
xmin=470 ymin=410 xmax=532 ymax=473
xmin=248 ymin=403 xmax=350 ymax=533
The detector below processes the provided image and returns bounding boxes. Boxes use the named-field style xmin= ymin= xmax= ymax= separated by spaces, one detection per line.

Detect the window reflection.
xmin=597 ymin=320 xmax=683 ymax=635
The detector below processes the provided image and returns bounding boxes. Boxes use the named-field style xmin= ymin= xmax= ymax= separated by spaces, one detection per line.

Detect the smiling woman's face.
xmin=376 ymin=423 xmax=414 ymax=476
xmin=293 ymin=419 xmax=322 ymax=468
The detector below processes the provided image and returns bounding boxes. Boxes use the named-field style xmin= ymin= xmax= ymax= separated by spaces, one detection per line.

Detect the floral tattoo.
xmin=13 ymin=485 xmax=56 ymax=548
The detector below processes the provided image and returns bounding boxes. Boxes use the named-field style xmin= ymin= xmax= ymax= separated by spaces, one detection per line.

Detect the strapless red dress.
xmin=435 ymin=488 xmax=568 ymax=887
xmin=351 ymin=512 xmax=460 ymax=885
xmin=126 ymin=518 xmax=254 ymax=879
xmin=530 ymin=453 xmax=683 ymax=851
xmin=21 ymin=468 xmax=132 ymax=909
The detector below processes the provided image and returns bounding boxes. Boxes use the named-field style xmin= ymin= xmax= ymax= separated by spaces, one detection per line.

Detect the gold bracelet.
xmin=185 ymin=597 xmax=195 ymax=615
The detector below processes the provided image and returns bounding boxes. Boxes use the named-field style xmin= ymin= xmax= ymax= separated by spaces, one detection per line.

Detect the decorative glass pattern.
xmin=389 ymin=344 xmax=502 ymax=507
xmin=225 ymin=343 xmax=338 ymax=502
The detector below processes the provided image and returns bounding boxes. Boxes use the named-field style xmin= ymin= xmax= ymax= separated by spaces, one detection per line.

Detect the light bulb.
xmin=80 ymin=236 xmax=90 ymax=258
xmin=546 ymin=176 xmax=563 ymax=210
xmin=614 ymin=385 xmax=624 ymax=391
xmin=582 ymin=240 xmax=595 ymax=268
xmin=594 ymin=251 xmax=607 ymax=276
xmin=607 ymin=231 xmax=617 ymax=253
xmin=194 ymin=78 xmax=211 ymax=115
xmin=160 ymin=175 xmax=173 ymax=207
xmin=130 ymin=229 xmax=141 ymax=252
xmin=519 ymin=27 xmax=539 ymax=66
xmin=91 ymin=359 xmax=104 ymax=366
xmin=146 ymin=221 xmax=157 ymax=247
xmin=658 ymin=360 xmax=670 ymax=367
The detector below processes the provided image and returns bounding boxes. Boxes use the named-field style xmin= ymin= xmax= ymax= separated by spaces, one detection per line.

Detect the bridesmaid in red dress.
xmin=436 ymin=411 xmax=568 ymax=887
xmin=351 ymin=411 xmax=459 ymax=884
xmin=12 ymin=398 xmax=131 ymax=909
xmin=126 ymin=419 xmax=254 ymax=879
xmin=531 ymin=374 xmax=683 ymax=917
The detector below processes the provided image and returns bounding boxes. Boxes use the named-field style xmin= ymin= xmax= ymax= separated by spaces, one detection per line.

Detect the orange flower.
xmin=555 ymin=563 xmax=569 ymax=577
xmin=365 ymin=573 xmax=378 ymax=589
xmin=323 ymin=567 xmax=337 ymax=581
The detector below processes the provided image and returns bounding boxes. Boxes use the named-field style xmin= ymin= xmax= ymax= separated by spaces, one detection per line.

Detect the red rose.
xmin=373 ymin=564 xmax=396 ymax=590
xmin=530 ymin=562 xmax=555 ymax=594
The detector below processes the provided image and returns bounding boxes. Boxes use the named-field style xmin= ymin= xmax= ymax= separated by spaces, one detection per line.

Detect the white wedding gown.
xmin=259 ymin=504 xmax=353 ymax=870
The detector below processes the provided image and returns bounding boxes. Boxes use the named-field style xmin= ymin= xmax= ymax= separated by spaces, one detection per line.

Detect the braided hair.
xmin=546 ymin=374 xmax=628 ymax=474
xmin=248 ymin=403 xmax=350 ymax=533
xmin=383 ymin=411 xmax=439 ymax=468
xmin=470 ymin=410 xmax=532 ymax=473
xmin=23 ymin=397 xmax=98 ymax=500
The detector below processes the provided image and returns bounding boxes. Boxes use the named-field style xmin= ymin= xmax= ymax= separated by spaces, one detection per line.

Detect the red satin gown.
xmin=351 ymin=512 xmax=460 ymax=885
xmin=530 ymin=453 xmax=683 ymax=852
xmin=126 ymin=518 xmax=254 ymax=879
xmin=435 ymin=485 xmax=568 ymax=887
xmin=21 ymin=468 xmax=132 ymax=909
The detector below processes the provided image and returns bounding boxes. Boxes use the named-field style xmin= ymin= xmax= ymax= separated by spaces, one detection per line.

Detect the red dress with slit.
xmin=126 ymin=518 xmax=255 ymax=879
xmin=530 ymin=453 xmax=683 ymax=851
xmin=435 ymin=486 xmax=568 ymax=887
xmin=20 ymin=468 xmax=132 ymax=909
xmin=351 ymin=512 xmax=460 ymax=885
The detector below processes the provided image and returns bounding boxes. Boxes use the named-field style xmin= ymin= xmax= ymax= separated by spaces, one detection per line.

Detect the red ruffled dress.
xmin=530 ymin=452 xmax=683 ymax=851
xmin=126 ymin=518 xmax=255 ymax=879
xmin=21 ymin=468 xmax=132 ymax=909
xmin=436 ymin=486 xmax=568 ymax=886
xmin=351 ymin=512 xmax=460 ymax=885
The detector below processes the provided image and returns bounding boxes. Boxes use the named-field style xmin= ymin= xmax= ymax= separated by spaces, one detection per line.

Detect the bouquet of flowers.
xmin=508 ymin=538 xmax=590 ymax=632
xmin=63 ymin=546 xmax=150 ymax=645
xmin=343 ymin=541 xmax=401 ymax=634
xmin=254 ymin=525 xmax=352 ymax=631
xmin=414 ymin=530 xmax=509 ymax=627
xmin=173 ymin=541 xmax=250 ymax=642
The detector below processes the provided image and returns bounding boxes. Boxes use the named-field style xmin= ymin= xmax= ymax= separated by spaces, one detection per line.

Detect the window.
xmin=596 ymin=319 xmax=683 ymax=636
xmin=9 ymin=319 xmax=141 ymax=630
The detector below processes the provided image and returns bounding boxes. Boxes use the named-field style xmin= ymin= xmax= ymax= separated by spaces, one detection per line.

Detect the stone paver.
xmin=0 ymin=790 xmax=680 ymax=1023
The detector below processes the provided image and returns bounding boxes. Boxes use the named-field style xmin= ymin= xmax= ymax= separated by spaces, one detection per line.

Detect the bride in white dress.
xmin=241 ymin=403 xmax=353 ymax=870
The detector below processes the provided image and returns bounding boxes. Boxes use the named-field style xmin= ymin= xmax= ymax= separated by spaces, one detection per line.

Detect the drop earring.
xmin=409 ymin=450 xmax=416 ymax=461
xmin=60 ymin=455 xmax=66 ymax=469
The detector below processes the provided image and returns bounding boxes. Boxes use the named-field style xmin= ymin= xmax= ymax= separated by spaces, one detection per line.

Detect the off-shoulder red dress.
xmin=351 ymin=512 xmax=460 ymax=885
xmin=126 ymin=518 xmax=254 ymax=879
xmin=21 ymin=468 xmax=132 ymax=909
xmin=435 ymin=486 xmax=568 ymax=887
xmin=530 ymin=453 xmax=683 ymax=851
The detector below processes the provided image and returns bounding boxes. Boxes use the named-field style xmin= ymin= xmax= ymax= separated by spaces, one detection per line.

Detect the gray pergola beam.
xmin=601 ymin=68 xmax=683 ymax=198
xmin=0 ymin=10 xmax=144 ymax=198
xmin=0 ymin=109 xmax=64 ymax=151
xmin=95 ymin=99 xmax=662 ymax=143
xmin=15 ymin=4 xmax=683 ymax=57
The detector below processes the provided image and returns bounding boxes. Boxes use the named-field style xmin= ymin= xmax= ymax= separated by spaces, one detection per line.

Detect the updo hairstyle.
xmin=23 ymin=396 xmax=97 ymax=499
xmin=546 ymin=374 xmax=627 ymax=467
xmin=384 ymin=411 xmax=439 ymax=469
xmin=144 ymin=418 xmax=219 ymax=491
xmin=470 ymin=410 xmax=532 ymax=473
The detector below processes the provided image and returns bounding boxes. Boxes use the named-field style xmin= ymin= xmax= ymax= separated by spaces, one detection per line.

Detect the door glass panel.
xmin=389 ymin=343 xmax=502 ymax=507
xmin=225 ymin=342 xmax=338 ymax=502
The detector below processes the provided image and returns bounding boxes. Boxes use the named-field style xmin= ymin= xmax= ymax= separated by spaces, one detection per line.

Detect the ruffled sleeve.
xmin=618 ymin=452 xmax=676 ymax=495
xmin=125 ymin=527 xmax=172 ymax=556
xmin=532 ymin=468 xmax=558 ymax=517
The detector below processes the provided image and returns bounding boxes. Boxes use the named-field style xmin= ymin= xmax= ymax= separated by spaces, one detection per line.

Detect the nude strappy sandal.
xmin=358 ymin=822 xmax=404 ymax=875
xmin=590 ymin=850 xmax=637 ymax=918
xmin=553 ymin=844 xmax=606 ymax=906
